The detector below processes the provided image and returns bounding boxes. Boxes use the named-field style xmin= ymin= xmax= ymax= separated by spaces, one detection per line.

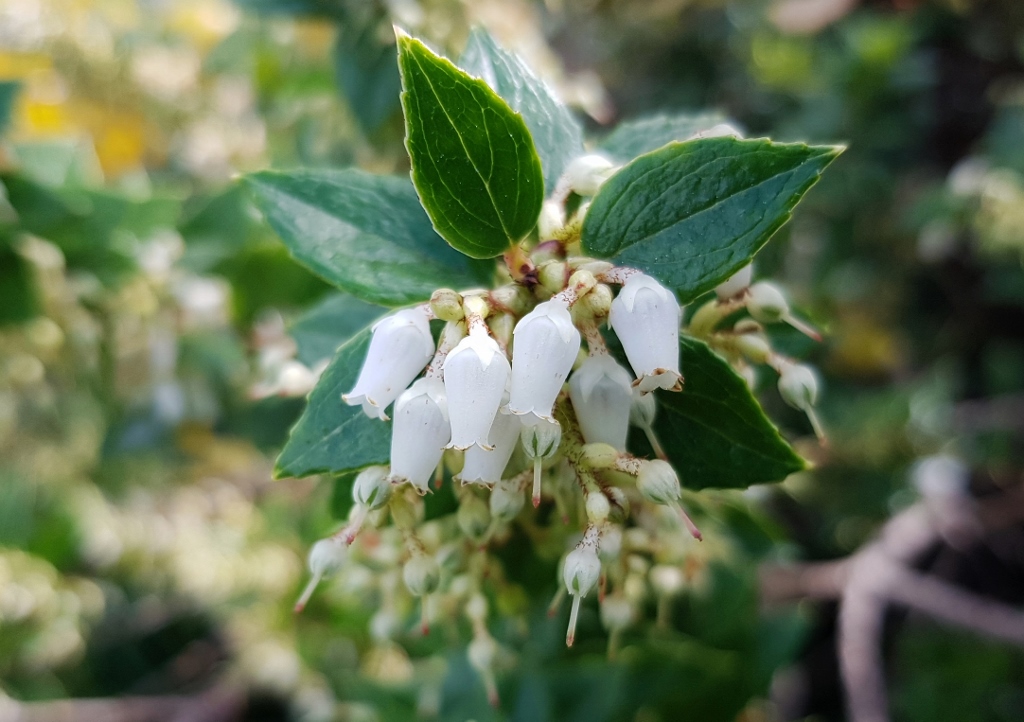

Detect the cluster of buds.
xmin=292 ymin=155 xmax=818 ymax=703
xmin=691 ymin=264 xmax=827 ymax=443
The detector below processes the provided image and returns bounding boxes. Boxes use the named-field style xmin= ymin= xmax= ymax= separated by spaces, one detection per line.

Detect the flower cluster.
xmin=294 ymin=155 xmax=825 ymax=705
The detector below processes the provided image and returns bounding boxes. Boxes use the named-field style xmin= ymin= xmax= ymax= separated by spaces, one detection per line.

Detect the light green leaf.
xmin=274 ymin=327 xmax=391 ymax=479
xmin=246 ymin=169 xmax=493 ymax=307
xmin=397 ymin=32 xmax=544 ymax=259
xmin=633 ymin=336 xmax=806 ymax=490
xmin=0 ymin=82 xmax=19 ymax=136
xmin=459 ymin=28 xmax=584 ymax=194
xmin=598 ymin=111 xmax=728 ymax=162
xmin=582 ymin=137 xmax=841 ymax=303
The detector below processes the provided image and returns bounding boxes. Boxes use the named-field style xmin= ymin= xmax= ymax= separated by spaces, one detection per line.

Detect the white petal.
xmin=389 ymin=378 xmax=450 ymax=492
xmin=458 ymin=409 xmax=522 ymax=485
xmin=610 ymin=274 xmax=680 ymax=381
xmin=568 ymin=355 xmax=633 ymax=450
xmin=443 ymin=334 xmax=510 ymax=450
xmin=508 ymin=299 xmax=581 ymax=420
xmin=343 ymin=307 xmax=434 ymax=417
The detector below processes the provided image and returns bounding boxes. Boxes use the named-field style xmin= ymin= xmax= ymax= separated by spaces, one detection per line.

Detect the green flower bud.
xmin=403 ymin=554 xmax=440 ymax=597
xmin=538 ymin=261 xmax=569 ymax=296
xmin=746 ymin=282 xmax=789 ymax=324
xmin=457 ymin=493 xmax=491 ymax=542
xmin=778 ymin=362 xmax=819 ymax=411
xmin=353 ymin=465 xmax=392 ymax=510
xmin=490 ymin=477 xmax=525 ymax=522
xmin=430 ymin=288 xmax=464 ymax=322
xmin=581 ymin=442 xmax=619 ymax=470
xmin=585 ymin=490 xmax=611 ymax=524
xmin=636 ymin=459 xmax=682 ymax=505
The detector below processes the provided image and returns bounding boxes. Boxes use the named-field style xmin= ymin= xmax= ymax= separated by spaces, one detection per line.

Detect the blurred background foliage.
xmin=0 ymin=0 xmax=1023 ymax=720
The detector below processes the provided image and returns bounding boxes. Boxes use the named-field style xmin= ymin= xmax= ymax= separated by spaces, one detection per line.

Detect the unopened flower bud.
xmin=734 ymin=331 xmax=772 ymax=365
xmin=538 ymin=199 xmax=565 ymax=239
xmin=585 ymin=490 xmax=611 ymax=524
xmin=610 ymin=273 xmax=682 ymax=393
xmin=403 ymin=554 xmax=440 ymax=597
xmin=565 ymin=154 xmax=616 ymax=196
xmin=537 ymin=261 xmax=569 ymax=296
xmin=343 ymin=307 xmax=435 ymax=419
xmin=522 ymin=417 xmax=562 ymax=507
xmin=599 ymin=524 xmax=623 ymax=562
xmin=466 ymin=593 xmax=488 ymax=623
xmin=467 ymin=633 xmax=500 ymax=707
xmin=778 ymin=363 xmax=819 ymax=411
xmin=600 ymin=593 xmax=635 ymax=631
xmin=389 ymin=378 xmax=450 ymax=492
xmin=430 ymin=288 xmax=464 ymax=322
xmin=715 ymin=264 xmax=753 ymax=300
xmin=563 ymin=531 xmax=602 ymax=647
xmin=636 ymin=459 xmax=681 ymax=505
xmin=490 ymin=476 xmax=525 ymax=522
xmin=457 ymin=493 xmax=492 ymax=542
xmin=566 ymin=269 xmax=597 ymax=300
xmin=295 ymin=537 xmax=347 ymax=612
xmin=649 ymin=564 xmax=685 ymax=597
xmin=509 ymin=299 xmax=581 ymax=423
xmin=576 ymin=283 xmax=613 ymax=321
xmin=570 ymin=355 xmax=634 ymax=450
xmin=390 ymin=493 xmax=421 ymax=530
xmin=521 ymin=418 xmax=561 ymax=460
xmin=353 ymin=465 xmax=392 ymax=510
xmin=747 ymin=282 xmax=789 ymax=324
xmin=581 ymin=442 xmax=619 ymax=470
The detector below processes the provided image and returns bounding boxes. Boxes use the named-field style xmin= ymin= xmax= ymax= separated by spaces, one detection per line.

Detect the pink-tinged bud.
xmin=569 ymin=354 xmax=634 ymax=450
xmin=443 ymin=331 xmax=510 ymax=450
xmin=458 ymin=408 xmax=521 ymax=486
xmin=508 ymin=299 xmax=580 ymax=424
xmin=388 ymin=378 xmax=450 ymax=493
xmin=343 ymin=307 xmax=434 ymax=419
xmin=609 ymin=274 xmax=682 ymax=394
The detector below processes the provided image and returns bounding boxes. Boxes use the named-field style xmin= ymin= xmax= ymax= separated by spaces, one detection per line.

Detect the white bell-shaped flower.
xmin=508 ymin=299 xmax=581 ymax=423
xmin=568 ymin=354 xmax=634 ymax=451
xmin=715 ymin=264 xmax=753 ymax=300
xmin=609 ymin=274 xmax=682 ymax=394
xmin=457 ymin=408 xmax=521 ymax=486
xmin=388 ymin=377 xmax=450 ymax=492
xmin=343 ymin=307 xmax=434 ymax=419
xmin=443 ymin=329 xmax=511 ymax=450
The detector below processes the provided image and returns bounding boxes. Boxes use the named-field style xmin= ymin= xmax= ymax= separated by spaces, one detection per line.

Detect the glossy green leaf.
xmin=582 ymin=137 xmax=841 ymax=303
xmin=459 ymin=28 xmax=584 ymax=194
xmin=334 ymin=19 xmax=402 ymax=135
xmin=289 ymin=293 xmax=383 ymax=367
xmin=598 ymin=111 xmax=727 ymax=162
xmin=274 ymin=327 xmax=391 ymax=479
xmin=397 ymin=33 xmax=544 ymax=259
xmin=246 ymin=169 xmax=493 ymax=307
xmin=632 ymin=336 xmax=806 ymax=490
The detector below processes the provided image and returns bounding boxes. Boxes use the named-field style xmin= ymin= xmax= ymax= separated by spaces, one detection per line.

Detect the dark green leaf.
xmin=246 ymin=168 xmax=493 ymax=306
xmin=459 ymin=28 xmax=584 ymax=194
xmin=582 ymin=137 xmax=841 ymax=303
xmin=598 ymin=111 xmax=727 ymax=162
xmin=0 ymin=245 xmax=39 ymax=325
xmin=334 ymin=19 xmax=402 ymax=135
xmin=275 ymin=327 xmax=391 ymax=479
xmin=633 ymin=336 xmax=806 ymax=490
xmin=397 ymin=33 xmax=544 ymax=259
xmin=289 ymin=292 xmax=383 ymax=366
xmin=0 ymin=82 xmax=20 ymax=135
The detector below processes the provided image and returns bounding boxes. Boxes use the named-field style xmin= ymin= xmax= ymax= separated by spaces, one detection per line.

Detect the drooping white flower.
xmin=564 ymin=154 xmax=616 ymax=197
xmin=458 ymin=408 xmax=521 ymax=486
xmin=443 ymin=330 xmax=510 ymax=450
xmin=343 ymin=307 xmax=434 ymax=419
xmin=508 ymin=299 xmax=580 ymax=424
xmin=388 ymin=377 xmax=449 ymax=492
xmin=568 ymin=354 xmax=634 ymax=451
xmin=609 ymin=274 xmax=682 ymax=393
xmin=562 ymin=528 xmax=601 ymax=647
